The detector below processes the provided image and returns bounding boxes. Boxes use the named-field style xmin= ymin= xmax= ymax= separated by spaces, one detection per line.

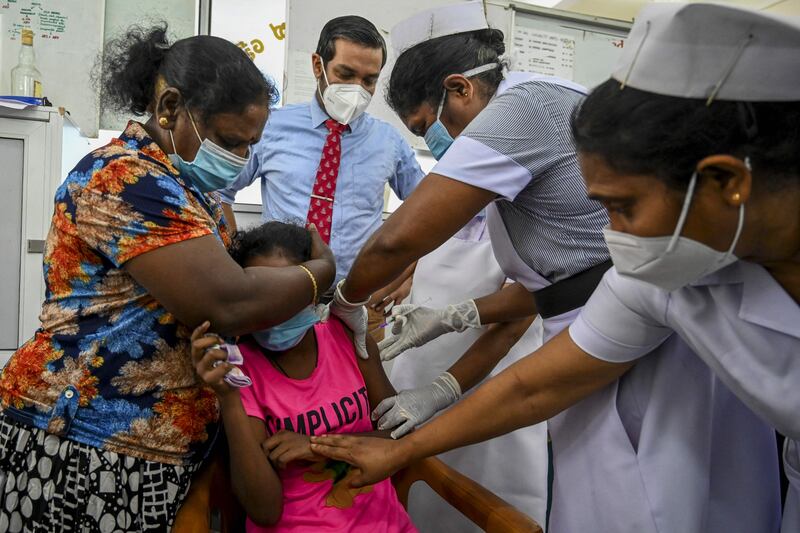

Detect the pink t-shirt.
xmin=238 ymin=318 xmax=417 ymax=533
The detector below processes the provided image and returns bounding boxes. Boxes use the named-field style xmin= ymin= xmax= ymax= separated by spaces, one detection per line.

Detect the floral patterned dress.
xmin=0 ymin=121 xmax=229 ymax=532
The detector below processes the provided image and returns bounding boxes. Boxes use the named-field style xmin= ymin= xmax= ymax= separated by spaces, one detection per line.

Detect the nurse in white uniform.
xmin=386 ymin=214 xmax=547 ymax=531
xmin=313 ymin=3 xmax=798 ymax=532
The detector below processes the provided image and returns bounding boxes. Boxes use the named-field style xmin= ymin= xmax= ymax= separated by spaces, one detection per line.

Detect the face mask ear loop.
xmin=168 ymin=130 xmax=178 ymax=156
xmin=666 ymin=172 xmax=699 ymax=253
xmin=436 ymin=88 xmax=447 ymax=120
xmin=186 ymin=109 xmax=203 ymax=144
xmin=461 ymin=62 xmax=500 ymax=78
xmin=318 ymin=58 xmax=331 ymax=101
xmin=724 ymin=203 xmax=746 ymax=260
xmin=723 ymin=155 xmax=749 ymax=259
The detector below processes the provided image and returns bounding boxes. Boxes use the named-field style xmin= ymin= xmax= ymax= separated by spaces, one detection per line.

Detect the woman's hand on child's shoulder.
xmin=191 ymin=321 xmax=237 ymax=399
xmin=262 ymin=430 xmax=322 ymax=469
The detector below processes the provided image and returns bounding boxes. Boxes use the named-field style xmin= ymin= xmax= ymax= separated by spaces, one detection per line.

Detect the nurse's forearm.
xmin=397 ymin=330 xmax=633 ymax=462
xmin=343 ymin=174 xmax=496 ymax=302
xmin=448 ymin=317 xmax=535 ymax=392
xmin=474 ymin=282 xmax=537 ymax=324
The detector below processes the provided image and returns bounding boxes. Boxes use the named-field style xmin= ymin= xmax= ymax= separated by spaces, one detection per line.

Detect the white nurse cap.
xmin=613 ymin=3 xmax=800 ymax=103
xmin=391 ymin=1 xmax=488 ymax=56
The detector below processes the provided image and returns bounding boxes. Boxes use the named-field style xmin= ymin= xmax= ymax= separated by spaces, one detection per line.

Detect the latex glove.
xmin=377 ymin=300 xmax=481 ymax=361
xmin=372 ymin=372 xmax=462 ymax=439
xmin=328 ymin=280 xmax=369 ymax=359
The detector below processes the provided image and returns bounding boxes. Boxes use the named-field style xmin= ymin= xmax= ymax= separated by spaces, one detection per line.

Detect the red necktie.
xmin=306 ymin=119 xmax=347 ymax=243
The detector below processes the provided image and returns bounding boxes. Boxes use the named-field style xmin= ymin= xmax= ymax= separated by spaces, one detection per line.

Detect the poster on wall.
xmin=512 ymin=27 xmax=575 ymax=80
xmin=0 ymin=0 xmax=104 ymax=136
xmin=211 ymin=0 xmax=287 ymax=104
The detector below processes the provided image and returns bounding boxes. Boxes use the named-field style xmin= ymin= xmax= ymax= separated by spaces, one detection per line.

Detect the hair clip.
xmin=706 ymin=33 xmax=753 ymax=106
xmin=620 ymin=21 xmax=650 ymax=90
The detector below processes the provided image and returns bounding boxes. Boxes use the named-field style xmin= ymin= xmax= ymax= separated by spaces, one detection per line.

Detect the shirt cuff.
xmin=218 ymin=187 xmax=237 ymax=205
xmin=432 ymin=136 xmax=531 ymax=201
xmin=569 ymin=312 xmax=658 ymax=363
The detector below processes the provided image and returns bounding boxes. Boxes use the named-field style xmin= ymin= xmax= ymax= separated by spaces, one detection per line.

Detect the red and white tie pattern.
xmin=306 ymin=119 xmax=347 ymax=243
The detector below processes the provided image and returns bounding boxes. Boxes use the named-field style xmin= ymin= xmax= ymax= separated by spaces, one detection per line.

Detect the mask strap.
xmin=724 ymin=155 xmax=751 ymax=258
xmin=318 ymin=59 xmax=331 ymax=101
xmin=436 ymin=88 xmax=447 ymax=119
xmin=666 ymin=172 xmax=699 ymax=253
xmin=437 ymin=63 xmax=499 ymax=119
xmin=186 ymin=109 xmax=203 ymax=144
xmin=725 ymin=203 xmax=746 ymax=258
xmin=462 ymin=62 xmax=499 ymax=78
xmin=168 ymin=130 xmax=178 ymax=156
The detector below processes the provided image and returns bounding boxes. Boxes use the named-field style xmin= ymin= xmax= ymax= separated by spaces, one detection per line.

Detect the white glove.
xmin=372 ymin=372 xmax=462 ymax=439
xmin=328 ymin=280 xmax=369 ymax=359
xmin=377 ymin=300 xmax=481 ymax=361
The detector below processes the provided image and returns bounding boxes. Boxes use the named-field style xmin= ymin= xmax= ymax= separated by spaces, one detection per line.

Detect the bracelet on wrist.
xmin=299 ymin=265 xmax=318 ymax=304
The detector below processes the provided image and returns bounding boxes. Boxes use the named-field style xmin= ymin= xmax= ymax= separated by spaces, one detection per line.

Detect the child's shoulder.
xmin=320 ymin=315 xmax=352 ymax=338
xmin=235 ymin=338 xmax=271 ymax=372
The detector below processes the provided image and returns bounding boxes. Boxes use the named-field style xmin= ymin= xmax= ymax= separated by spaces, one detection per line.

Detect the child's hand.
xmin=262 ymin=430 xmax=322 ymax=469
xmin=191 ymin=321 xmax=235 ymax=398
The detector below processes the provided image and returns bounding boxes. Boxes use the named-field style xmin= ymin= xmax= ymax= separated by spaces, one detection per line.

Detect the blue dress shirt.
xmin=221 ymin=97 xmax=424 ymax=285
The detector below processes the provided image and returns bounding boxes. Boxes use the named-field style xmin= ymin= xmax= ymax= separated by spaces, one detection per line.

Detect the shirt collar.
xmin=738 ymin=261 xmax=800 ymax=339
xmin=309 ymin=95 xmax=366 ymax=133
xmin=692 ymin=261 xmax=800 ymax=338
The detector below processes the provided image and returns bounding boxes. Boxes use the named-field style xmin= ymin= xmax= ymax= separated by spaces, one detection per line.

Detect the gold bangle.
xmin=298 ymin=265 xmax=318 ymax=304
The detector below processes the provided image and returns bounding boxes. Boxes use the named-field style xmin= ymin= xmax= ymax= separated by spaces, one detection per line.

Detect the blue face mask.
xmin=423 ymin=62 xmax=501 ymax=161
xmin=167 ymin=110 xmax=249 ymax=193
xmin=424 ymin=96 xmax=454 ymax=161
xmin=251 ymin=307 xmax=321 ymax=352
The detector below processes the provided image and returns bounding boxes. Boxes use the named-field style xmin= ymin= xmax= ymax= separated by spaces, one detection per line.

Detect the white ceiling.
xmin=514 ymin=0 xmax=800 ymax=21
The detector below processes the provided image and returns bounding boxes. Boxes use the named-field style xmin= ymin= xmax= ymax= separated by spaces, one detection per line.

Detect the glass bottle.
xmin=11 ymin=29 xmax=43 ymax=98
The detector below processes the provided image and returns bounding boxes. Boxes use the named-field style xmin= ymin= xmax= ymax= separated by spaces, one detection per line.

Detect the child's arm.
xmin=191 ymin=323 xmax=283 ymax=526
xmin=263 ymin=334 xmax=397 ymax=470
xmin=356 ymin=335 xmax=398 ymax=435
xmin=220 ymin=396 xmax=283 ymax=525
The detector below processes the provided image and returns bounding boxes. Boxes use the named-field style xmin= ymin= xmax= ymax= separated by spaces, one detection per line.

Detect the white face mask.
xmin=317 ymin=60 xmax=372 ymax=125
xmin=603 ymin=162 xmax=748 ymax=292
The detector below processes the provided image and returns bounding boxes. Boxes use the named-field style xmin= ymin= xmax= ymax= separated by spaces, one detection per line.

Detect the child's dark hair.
xmin=229 ymin=222 xmax=311 ymax=266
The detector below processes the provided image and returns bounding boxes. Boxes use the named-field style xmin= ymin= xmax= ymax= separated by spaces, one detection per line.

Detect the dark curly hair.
xmin=572 ymin=79 xmax=800 ymax=190
xmin=98 ymin=24 xmax=279 ymax=122
xmin=387 ymin=28 xmax=507 ymax=119
xmin=229 ymin=221 xmax=312 ymax=267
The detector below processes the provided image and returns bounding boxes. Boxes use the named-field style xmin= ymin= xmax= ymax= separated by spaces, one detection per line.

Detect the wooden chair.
xmin=174 ymin=445 xmax=542 ymax=533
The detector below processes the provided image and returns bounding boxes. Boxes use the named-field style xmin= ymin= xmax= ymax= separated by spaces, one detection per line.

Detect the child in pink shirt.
xmin=192 ymin=222 xmax=416 ymax=533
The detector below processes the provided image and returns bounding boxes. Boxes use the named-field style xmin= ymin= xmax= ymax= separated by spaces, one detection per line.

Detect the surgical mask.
xmin=252 ymin=306 xmax=321 ymax=352
xmin=603 ymin=163 xmax=747 ymax=292
xmin=318 ymin=61 xmax=371 ymax=125
xmin=424 ymin=63 xmax=499 ymax=160
xmin=167 ymin=110 xmax=249 ymax=193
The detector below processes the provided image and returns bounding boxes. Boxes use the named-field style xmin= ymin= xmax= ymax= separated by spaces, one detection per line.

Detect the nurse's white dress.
xmin=403 ymin=71 xmax=781 ymax=531
xmin=390 ymin=217 xmax=549 ymax=532
xmin=571 ymin=262 xmax=800 ymax=532
xmin=490 ymin=203 xmax=781 ymax=532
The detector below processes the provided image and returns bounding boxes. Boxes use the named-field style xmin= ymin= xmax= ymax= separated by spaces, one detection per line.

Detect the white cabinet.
xmin=0 ymin=106 xmax=83 ymax=366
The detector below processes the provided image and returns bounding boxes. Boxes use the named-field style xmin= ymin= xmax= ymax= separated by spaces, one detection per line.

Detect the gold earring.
xmin=158 ymin=117 xmax=168 ymax=127
xmin=732 ymin=192 xmax=741 ymax=203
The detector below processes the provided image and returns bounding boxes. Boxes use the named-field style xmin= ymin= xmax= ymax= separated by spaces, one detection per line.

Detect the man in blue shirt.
xmin=221 ymin=16 xmax=424 ymax=303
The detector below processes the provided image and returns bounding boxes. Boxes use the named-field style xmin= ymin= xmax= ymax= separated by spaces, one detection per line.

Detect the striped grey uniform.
xmin=463 ymin=80 xmax=610 ymax=283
